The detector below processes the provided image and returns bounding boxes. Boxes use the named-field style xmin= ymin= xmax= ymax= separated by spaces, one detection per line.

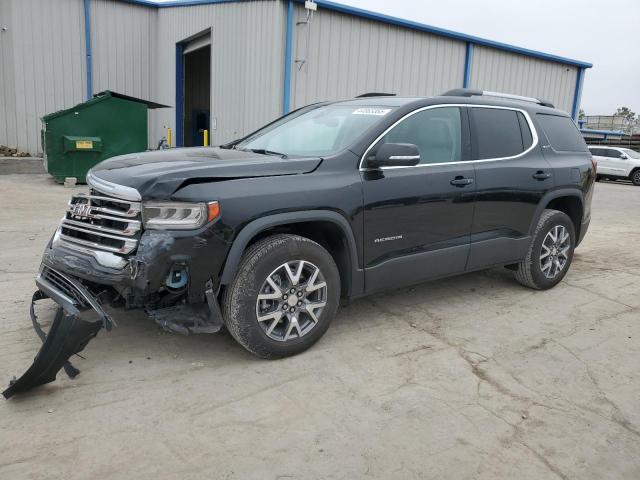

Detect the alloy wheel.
xmin=539 ymin=225 xmax=570 ymax=279
xmin=255 ymin=260 xmax=328 ymax=342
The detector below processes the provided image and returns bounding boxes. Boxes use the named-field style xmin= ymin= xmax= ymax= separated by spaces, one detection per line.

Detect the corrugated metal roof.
xmin=115 ymin=0 xmax=592 ymax=69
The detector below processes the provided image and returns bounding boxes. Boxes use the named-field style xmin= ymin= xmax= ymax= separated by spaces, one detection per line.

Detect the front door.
xmin=602 ymin=148 xmax=629 ymax=177
xmin=361 ymin=106 xmax=476 ymax=293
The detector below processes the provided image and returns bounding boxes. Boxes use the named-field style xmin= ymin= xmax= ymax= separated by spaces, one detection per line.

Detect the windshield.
xmin=236 ymin=104 xmax=395 ymax=157
xmin=621 ymin=148 xmax=640 ymax=159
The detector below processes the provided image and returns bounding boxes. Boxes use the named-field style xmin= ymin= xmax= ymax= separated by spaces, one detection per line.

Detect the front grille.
xmin=59 ymin=190 xmax=142 ymax=255
xmin=40 ymin=266 xmax=87 ymax=307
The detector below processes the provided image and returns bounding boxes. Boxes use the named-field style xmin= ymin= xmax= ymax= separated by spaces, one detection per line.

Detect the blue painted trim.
xmin=282 ymin=0 xmax=294 ymax=114
xmin=115 ymin=0 xmax=592 ymax=69
xmin=118 ymin=0 xmax=237 ymax=7
xmin=463 ymin=42 xmax=473 ymax=88
xmin=571 ymin=68 xmax=585 ymax=120
xmin=83 ymin=0 xmax=93 ymax=100
xmin=175 ymin=42 xmax=184 ymax=147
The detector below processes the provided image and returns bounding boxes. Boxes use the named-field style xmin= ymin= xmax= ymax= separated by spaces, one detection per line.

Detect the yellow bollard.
xmin=167 ymin=128 xmax=172 ymax=148
xmin=203 ymin=129 xmax=209 ymax=147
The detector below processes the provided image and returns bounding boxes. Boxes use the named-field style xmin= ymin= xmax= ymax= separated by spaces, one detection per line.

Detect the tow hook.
xmin=2 ymin=267 xmax=113 ymax=399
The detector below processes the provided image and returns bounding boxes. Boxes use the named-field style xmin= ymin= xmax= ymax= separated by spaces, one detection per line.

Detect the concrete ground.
xmin=0 ymin=157 xmax=46 ymax=174
xmin=0 ymin=174 xmax=638 ymax=480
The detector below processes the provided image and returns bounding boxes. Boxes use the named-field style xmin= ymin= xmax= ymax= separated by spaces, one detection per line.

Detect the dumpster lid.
xmin=93 ymin=90 xmax=171 ymax=109
xmin=42 ymin=90 xmax=170 ymax=121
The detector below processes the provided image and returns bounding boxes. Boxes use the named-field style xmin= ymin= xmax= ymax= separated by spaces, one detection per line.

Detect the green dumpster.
xmin=41 ymin=90 xmax=169 ymax=183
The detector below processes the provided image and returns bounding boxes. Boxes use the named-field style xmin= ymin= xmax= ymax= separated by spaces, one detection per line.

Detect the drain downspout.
xmin=83 ymin=0 xmax=93 ymax=100
xmin=282 ymin=0 xmax=294 ymax=114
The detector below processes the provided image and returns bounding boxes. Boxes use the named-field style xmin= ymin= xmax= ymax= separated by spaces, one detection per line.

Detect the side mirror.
xmin=367 ymin=143 xmax=420 ymax=169
xmin=620 ymin=153 xmax=628 ymax=159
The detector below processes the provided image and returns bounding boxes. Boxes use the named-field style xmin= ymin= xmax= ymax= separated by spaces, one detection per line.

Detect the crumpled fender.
xmin=3 ymin=268 xmax=112 ymax=399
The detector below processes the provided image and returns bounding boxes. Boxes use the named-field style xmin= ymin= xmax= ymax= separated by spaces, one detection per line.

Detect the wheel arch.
xmin=530 ymin=189 xmax=584 ymax=241
xmin=220 ymin=211 xmax=363 ymax=297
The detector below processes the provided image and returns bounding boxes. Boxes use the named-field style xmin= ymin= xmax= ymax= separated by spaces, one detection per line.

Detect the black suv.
xmin=4 ymin=89 xmax=595 ymax=397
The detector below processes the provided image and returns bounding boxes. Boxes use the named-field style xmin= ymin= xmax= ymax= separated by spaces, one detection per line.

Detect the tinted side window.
xmin=471 ymin=108 xmax=524 ymax=159
xmin=589 ymin=148 xmax=602 ymax=156
xmin=537 ymin=114 xmax=589 ymax=152
xmin=379 ymin=107 xmax=461 ymax=164
xmin=606 ymin=149 xmax=621 ymax=158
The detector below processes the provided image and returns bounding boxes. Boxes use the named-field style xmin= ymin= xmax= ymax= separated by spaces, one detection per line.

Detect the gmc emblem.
xmin=70 ymin=202 xmax=93 ymax=219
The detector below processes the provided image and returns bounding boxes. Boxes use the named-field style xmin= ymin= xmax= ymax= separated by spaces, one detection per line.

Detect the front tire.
xmin=222 ymin=234 xmax=340 ymax=358
xmin=631 ymin=169 xmax=640 ymax=186
xmin=514 ymin=209 xmax=575 ymax=290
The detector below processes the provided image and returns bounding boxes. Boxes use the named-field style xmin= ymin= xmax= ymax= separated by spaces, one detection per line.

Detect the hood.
xmin=90 ymin=147 xmax=322 ymax=198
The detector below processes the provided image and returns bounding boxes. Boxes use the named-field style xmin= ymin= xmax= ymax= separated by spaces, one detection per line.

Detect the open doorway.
xmin=177 ymin=32 xmax=211 ymax=147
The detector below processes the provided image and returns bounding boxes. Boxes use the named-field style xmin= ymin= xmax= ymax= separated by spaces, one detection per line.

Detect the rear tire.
xmin=514 ymin=209 xmax=575 ymax=290
xmin=631 ymin=169 xmax=640 ymax=186
xmin=222 ymin=234 xmax=340 ymax=359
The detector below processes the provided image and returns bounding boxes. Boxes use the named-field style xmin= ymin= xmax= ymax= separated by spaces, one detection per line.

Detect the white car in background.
xmin=588 ymin=146 xmax=640 ymax=186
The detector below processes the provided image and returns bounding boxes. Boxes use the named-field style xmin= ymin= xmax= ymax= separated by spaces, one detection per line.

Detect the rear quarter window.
xmin=537 ymin=114 xmax=588 ymax=153
xmin=517 ymin=112 xmax=533 ymax=150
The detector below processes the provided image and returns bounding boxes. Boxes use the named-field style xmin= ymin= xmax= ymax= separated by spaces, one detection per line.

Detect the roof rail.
xmin=356 ymin=92 xmax=396 ymax=98
xmin=441 ymin=88 xmax=554 ymax=108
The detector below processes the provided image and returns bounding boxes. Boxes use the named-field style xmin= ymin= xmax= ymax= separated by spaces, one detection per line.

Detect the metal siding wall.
xmin=290 ymin=5 xmax=466 ymax=109
xmin=90 ymin=0 xmax=157 ymax=101
xmin=0 ymin=0 xmax=86 ymax=155
xmin=470 ymin=45 xmax=578 ymax=114
xmin=0 ymin=0 xmax=587 ymax=154
xmin=0 ymin=0 xmax=17 ymax=153
xmin=154 ymin=1 xmax=286 ymax=146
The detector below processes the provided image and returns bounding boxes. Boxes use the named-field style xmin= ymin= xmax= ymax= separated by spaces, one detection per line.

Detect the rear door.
xmin=467 ymin=106 xmax=552 ymax=270
xmin=588 ymin=147 xmax=609 ymax=175
xmin=361 ymin=105 xmax=476 ymax=292
xmin=594 ymin=148 xmax=616 ymax=175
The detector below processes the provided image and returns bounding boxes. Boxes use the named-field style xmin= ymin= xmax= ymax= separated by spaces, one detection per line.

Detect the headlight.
xmin=142 ymin=201 xmax=220 ymax=230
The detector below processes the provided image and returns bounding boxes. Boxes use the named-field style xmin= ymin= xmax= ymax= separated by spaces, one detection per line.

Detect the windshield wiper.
xmin=241 ymin=148 xmax=288 ymax=158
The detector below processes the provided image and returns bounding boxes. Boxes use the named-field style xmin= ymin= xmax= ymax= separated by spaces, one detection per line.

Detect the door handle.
xmin=450 ymin=176 xmax=474 ymax=187
xmin=532 ymin=171 xmax=552 ymax=180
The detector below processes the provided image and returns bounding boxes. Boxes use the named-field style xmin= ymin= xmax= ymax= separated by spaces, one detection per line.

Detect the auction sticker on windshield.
xmin=352 ymin=108 xmax=392 ymax=116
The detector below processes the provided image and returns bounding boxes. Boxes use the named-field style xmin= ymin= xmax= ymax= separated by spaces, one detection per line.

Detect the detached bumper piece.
xmin=2 ymin=267 xmax=112 ymax=399
xmin=147 ymin=287 xmax=224 ymax=335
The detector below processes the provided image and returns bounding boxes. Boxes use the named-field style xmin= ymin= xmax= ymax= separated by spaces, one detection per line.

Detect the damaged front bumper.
xmin=2 ymin=267 xmax=113 ymax=399
xmin=3 ymin=207 xmax=231 ymax=398
xmin=4 ymin=227 xmax=228 ymax=398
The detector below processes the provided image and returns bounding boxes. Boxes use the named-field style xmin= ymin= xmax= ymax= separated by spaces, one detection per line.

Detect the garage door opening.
xmin=177 ymin=32 xmax=211 ymax=147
